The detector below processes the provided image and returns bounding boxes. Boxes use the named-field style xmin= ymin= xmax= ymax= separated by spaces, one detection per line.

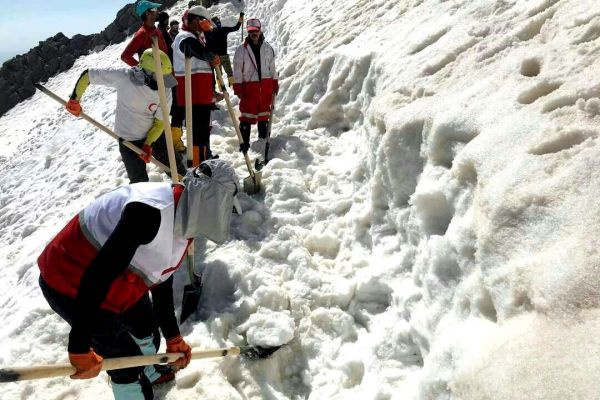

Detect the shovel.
xmin=180 ymin=244 xmax=203 ymax=323
xmin=214 ymin=67 xmax=262 ymax=194
xmin=179 ymin=56 xmax=201 ymax=323
xmin=0 ymin=344 xmax=282 ymax=382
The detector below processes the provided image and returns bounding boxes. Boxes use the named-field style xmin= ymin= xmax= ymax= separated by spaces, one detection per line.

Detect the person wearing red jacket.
xmin=121 ymin=1 xmax=169 ymax=67
xmin=38 ymin=159 xmax=242 ymax=400
xmin=172 ymin=6 xmax=222 ymax=165
xmin=233 ymin=18 xmax=278 ymax=153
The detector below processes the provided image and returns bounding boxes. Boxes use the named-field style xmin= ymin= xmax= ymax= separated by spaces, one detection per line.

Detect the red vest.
xmin=38 ymin=185 xmax=188 ymax=313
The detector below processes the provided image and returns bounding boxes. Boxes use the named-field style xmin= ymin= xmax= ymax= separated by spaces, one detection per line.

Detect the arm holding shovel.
xmin=37 ymin=192 xmax=194 ymax=398
xmin=66 ymin=68 xmax=131 ymax=116
xmin=62 ymin=203 xmax=191 ymax=379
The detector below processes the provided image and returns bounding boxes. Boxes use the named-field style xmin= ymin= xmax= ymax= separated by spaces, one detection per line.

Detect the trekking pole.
xmin=34 ymin=83 xmax=182 ymax=180
xmin=241 ymin=14 xmax=244 ymax=43
xmin=151 ymin=37 xmax=180 ymax=184
xmin=0 ymin=344 xmax=281 ymax=382
xmin=214 ymin=67 xmax=261 ymax=194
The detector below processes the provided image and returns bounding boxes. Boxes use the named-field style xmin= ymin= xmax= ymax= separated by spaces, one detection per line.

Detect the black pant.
xmin=39 ymin=277 xmax=159 ymax=395
xmin=192 ymin=105 xmax=212 ymax=148
xmin=171 ymin=87 xmax=184 ymax=128
xmin=240 ymin=121 xmax=269 ymax=147
xmin=119 ymin=138 xmax=148 ymax=183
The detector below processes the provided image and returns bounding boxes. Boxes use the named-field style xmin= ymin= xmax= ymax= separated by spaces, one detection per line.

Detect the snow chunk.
xmin=237 ymin=308 xmax=295 ymax=348
xmin=303 ymin=225 xmax=340 ymax=258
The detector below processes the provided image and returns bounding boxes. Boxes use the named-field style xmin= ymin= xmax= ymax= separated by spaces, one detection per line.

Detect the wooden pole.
xmin=184 ymin=57 xmax=194 ymax=166
xmin=0 ymin=347 xmax=241 ymax=383
xmin=151 ymin=38 xmax=180 ymax=184
xmin=214 ymin=67 xmax=259 ymax=189
xmin=183 ymin=56 xmax=196 ymax=300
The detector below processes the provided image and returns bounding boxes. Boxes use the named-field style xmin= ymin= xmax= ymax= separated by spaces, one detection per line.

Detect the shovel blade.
xmin=180 ymin=284 xmax=200 ymax=323
xmin=243 ymin=171 xmax=262 ymax=195
xmin=240 ymin=345 xmax=282 ymax=360
xmin=180 ymin=274 xmax=202 ymax=323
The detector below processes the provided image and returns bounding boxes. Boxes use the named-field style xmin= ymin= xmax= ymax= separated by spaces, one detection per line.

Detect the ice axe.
xmin=214 ymin=66 xmax=262 ymax=194
xmin=0 ymin=345 xmax=282 ymax=382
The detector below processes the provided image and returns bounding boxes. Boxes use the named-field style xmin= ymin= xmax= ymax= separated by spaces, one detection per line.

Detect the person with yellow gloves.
xmin=66 ymin=49 xmax=185 ymax=182
xmin=38 ymin=159 xmax=243 ymax=400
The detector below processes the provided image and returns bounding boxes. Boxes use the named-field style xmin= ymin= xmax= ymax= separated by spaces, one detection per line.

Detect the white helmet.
xmin=187 ymin=5 xmax=211 ymax=20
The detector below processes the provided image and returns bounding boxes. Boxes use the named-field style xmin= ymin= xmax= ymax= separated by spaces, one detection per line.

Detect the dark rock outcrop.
xmin=0 ymin=1 xmax=178 ymax=117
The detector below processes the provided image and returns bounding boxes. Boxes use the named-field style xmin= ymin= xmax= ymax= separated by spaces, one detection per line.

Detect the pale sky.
xmin=0 ymin=0 xmax=133 ymax=63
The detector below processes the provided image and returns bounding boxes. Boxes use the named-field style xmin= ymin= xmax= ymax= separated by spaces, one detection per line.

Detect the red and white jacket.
xmin=233 ymin=40 xmax=278 ymax=123
xmin=172 ymin=30 xmax=215 ymax=106
xmin=38 ymin=183 xmax=189 ymax=313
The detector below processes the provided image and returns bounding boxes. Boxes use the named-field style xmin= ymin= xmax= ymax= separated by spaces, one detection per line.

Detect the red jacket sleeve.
xmin=121 ymin=32 xmax=145 ymax=66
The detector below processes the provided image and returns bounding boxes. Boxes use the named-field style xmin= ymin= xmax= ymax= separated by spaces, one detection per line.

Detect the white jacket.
xmin=89 ymin=68 xmax=171 ymax=141
xmin=233 ymin=40 xmax=278 ymax=83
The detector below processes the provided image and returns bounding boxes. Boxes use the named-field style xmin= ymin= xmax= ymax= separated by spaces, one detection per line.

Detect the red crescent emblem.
xmin=148 ymin=103 xmax=158 ymax=112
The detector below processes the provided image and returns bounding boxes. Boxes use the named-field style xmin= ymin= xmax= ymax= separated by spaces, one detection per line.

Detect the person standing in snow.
xmin=121 ymin=2 xmax=185 ymax=154
xmin=233 ymin=18 xmax=278 ymax=153
xmin=157 ymin=11 xmax=174 ymax=61
xmin=38 ymin=159 xmax=242 ymax=400
xmin=156 ymin=10 xmax=187 ymax=154
xmin=65 ymin=49 xmax=185 ymax=183
xmin=172 ymin=6 xmax=222 ymax=165
xmin=169 ymin=20 xmax=180 ymax=40
xmin=121 ymin=1 xmax=169 ymax=67
xmin=205 ymin=14 xmax=243 ymax=87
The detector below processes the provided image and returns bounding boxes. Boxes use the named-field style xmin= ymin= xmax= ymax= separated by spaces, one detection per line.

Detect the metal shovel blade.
xmin=180 ymin=274 xmax=203 ymax=323
xmin=240 ymin=345 xmax=282 ymax=360
xmin=243 ymin=171 xmax=262 ymax=195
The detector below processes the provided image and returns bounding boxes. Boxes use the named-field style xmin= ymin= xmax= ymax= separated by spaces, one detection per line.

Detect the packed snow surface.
xmin=1 ymin=0 xmax=600 ymax=398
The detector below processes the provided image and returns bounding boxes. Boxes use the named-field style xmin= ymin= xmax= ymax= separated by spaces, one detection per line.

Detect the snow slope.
xmin=1 ymin=0 xmax=600 ymax=398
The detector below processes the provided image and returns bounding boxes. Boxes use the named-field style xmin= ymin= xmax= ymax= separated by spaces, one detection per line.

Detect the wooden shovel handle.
xmin=150 ymin=37 xmax=180 ymax=184
xmin=0 ymin=347 xmax=241 ymax=383
xmin=214 ymin=67 xmax=256 ymax=179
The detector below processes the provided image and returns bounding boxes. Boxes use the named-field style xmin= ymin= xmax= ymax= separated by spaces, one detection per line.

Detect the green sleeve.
xmin=144 ymin=118 xmax=164 ymax=145
xmin=70 ymin=70 xmax=90 ymax=101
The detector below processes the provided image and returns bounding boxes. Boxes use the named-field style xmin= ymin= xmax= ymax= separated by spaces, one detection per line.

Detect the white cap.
xmin=188 ymin=5 xmax=211 ymax=20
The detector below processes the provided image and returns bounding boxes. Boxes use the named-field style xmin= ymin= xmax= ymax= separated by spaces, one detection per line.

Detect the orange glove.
xmin=139 ymin=144 xmax=152 ymax=163
xmin=166 ymin=335 xmax=192 ymax=368
xmin=69 ymin=349 xmax=103 ymax=379
xmin=200 ymin=19 xmax=213 ymax=32
xmin=66 ymin=99 xmax=82 ymax=117
xmin=210 ymin=56 xmax=221 ymax=68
